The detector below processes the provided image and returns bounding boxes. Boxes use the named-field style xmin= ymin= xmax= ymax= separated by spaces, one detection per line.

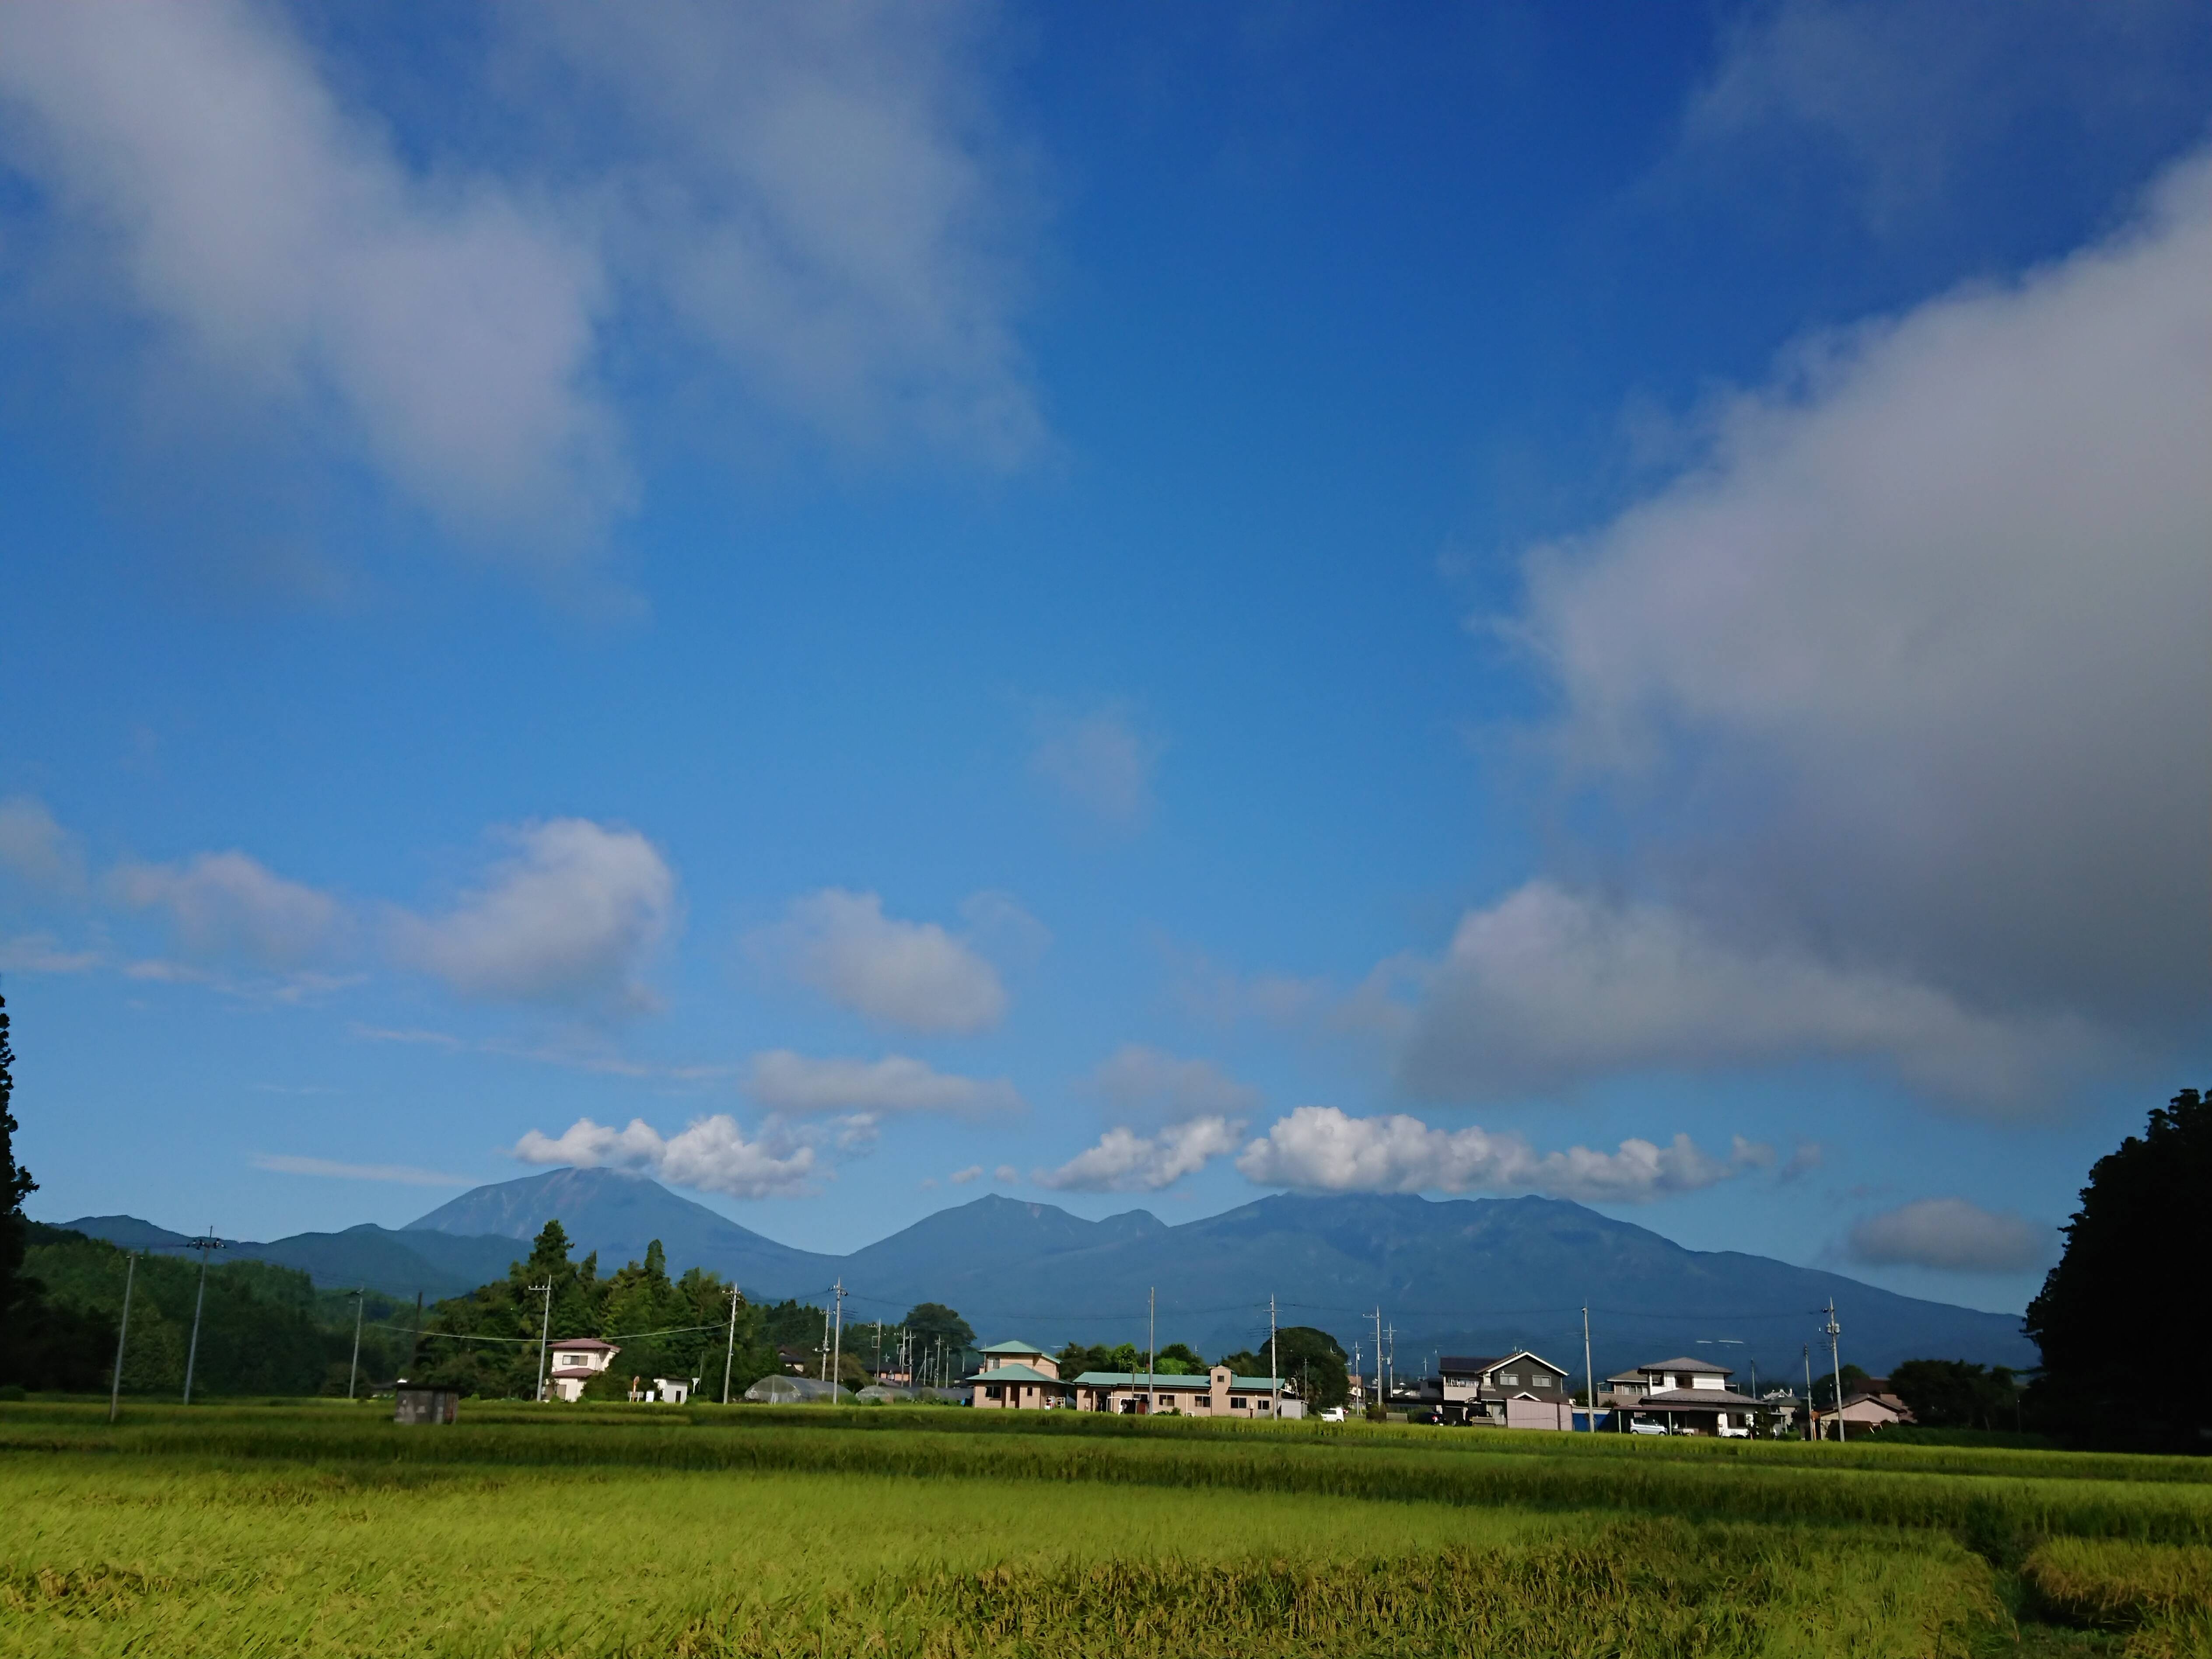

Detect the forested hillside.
xmin=5 ymin=1224 xmax=412 ymax=1396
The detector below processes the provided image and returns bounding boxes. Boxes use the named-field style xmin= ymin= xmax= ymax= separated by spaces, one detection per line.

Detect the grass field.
xmin=3 ymin=1401 xmax=2207 ymax=1656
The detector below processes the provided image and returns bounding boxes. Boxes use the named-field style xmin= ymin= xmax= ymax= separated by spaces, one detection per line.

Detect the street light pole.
xmin=181 ymin=1228 xmax=224 ymax=1405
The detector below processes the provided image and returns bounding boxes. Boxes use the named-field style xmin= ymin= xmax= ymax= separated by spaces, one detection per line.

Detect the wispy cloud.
xmin=745 ymin=888 xmax=1008 ymax=1034
xmin=251 ymin=1153 xmax=472 ymax=1186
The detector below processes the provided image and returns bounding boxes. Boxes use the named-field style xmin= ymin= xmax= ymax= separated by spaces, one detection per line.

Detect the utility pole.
xmin=1269 ymin=1294 xmax=1278 ymax=1417
xmin=1372 ymin=1308 xmax=1383 ymax=1417
xmin=1582 ymin=1305 xmax=1595 ymax=1433
xmin=108 ymin=1252 xmax=136 ymax=1424
xmin=830 ymin=1280 xmax=846 ymax=1400
xmin=1803 ymin=1343 xmax=1814 ymax=1442
xmin=818 ymin=1309 xmax=830 ymax=1382
xmin=405 ymin=1290 xmax=424 ymax=1381
xmin=1147 ymin=1286 xmax=1157 ymax=1417
xmin=181 ymin=1227 xmax=224 ymax=1405
xmin=1384 ymin=1321 xmax=1396 ymax=1405
xmin=531 ymin=1280 xmax=553 ymax=1403
xmin=347 ymin=1288 xmax=365 ymax=1401
xmin=1824 ymin=1299 xmax=1847 ymax=1444
xmin=1353 ymin=1341 xmax=1362 ymax=1409
xmin=722 ymin=1284 xmax=742 ymax=1404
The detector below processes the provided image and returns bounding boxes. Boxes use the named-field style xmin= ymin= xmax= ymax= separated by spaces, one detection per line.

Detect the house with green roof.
xmin=1072 ymin=1364 xmax=1290 ymax=1418
xmin=963 ymin=1339 xmax=1073 ymax=1410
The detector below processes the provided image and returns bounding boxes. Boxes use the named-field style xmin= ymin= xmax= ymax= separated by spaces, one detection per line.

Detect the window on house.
xmin=1500 ymin=1373 xmax=1518 ymax=1386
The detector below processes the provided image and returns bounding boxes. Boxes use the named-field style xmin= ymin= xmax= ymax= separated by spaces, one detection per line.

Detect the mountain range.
xmin=63 ymin=1166 xmax=2036 ymax=1381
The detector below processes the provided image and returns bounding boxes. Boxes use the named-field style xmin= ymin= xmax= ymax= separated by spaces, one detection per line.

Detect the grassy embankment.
xmin=4 ymin=1400 xmax=2208 ymax=1656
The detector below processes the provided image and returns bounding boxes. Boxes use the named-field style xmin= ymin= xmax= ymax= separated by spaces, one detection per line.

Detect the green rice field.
xmin=4 ymin=1400 xmax=2208 ymax=1656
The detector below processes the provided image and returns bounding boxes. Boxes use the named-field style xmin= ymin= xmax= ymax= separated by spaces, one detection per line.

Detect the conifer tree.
xmin=0 ymin=990 xmax=35 ymax=1320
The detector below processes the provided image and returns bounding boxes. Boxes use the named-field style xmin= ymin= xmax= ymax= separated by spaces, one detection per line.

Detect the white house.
xmin=1606 ymin=1356 xmax=1760 ymax=1437
xmin=546 ymin=1336 xmax=620 ymax=1403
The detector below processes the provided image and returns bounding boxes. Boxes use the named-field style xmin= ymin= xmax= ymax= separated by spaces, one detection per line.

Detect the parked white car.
xmin=1319 ymin=1407 xmax=1346 ymax=1423
xmin=1627 ymin=1419 xmax=1669 ymax=1435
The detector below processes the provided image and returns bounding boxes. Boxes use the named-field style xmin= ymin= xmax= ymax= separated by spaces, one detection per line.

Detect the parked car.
xmin=1628 ymin=1418 xmax=1669 ymax=1435
xmin=1410 ymin=1406 xmax=1449 ymax=1425
xmin=1319 ymin=1407 xmax=1346 ymax=1423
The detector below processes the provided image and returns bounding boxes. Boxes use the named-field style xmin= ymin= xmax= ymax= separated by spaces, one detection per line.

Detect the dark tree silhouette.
xmin=0 ymin=990 xmax=35 ymax=1323
xmin=2025 ymin=1087 xmax=2211 ymax=1450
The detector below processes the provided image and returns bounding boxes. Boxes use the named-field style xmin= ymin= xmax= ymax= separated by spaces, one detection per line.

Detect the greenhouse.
xmin=742 ymin=1375 xmax=853 ymax=1404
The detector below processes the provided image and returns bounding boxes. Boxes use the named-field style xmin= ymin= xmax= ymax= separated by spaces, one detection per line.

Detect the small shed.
xmin=393 ymin=1386 xmax=460 ymax=1425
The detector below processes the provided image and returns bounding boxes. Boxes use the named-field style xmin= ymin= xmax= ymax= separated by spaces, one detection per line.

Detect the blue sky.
xmin=4 ymin=1 xmax=2207 ymax=1318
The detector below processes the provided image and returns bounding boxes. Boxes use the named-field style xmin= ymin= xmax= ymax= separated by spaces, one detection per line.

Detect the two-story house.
xmin=1427 ymin=1351 xmax=1575 ymax=1425
xmin=1605 ymin=1355 xmax=1760 ymax=1436
xmin=965 ymin=1339 xmax=1072 ymax=1409
xmin=545 ymin=1337 xmax=619 ymax=1403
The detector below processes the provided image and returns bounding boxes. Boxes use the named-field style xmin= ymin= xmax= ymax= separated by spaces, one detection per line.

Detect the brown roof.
xmin=550 ymin=1337 xmax=618 ymax=1352
xmin=548 ymin=1366 xmax=601 ymax=1379
xmin=1632 ymin=1388 xmax=1760 ymax=1408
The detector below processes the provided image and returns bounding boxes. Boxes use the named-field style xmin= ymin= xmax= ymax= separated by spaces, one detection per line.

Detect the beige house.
xmin=1820 ymin=1383 xmax=1913 ymax=1436
xmin=966 ymin=1340 xmax=1073 ymax=1410
xmin=546 ymin=1337 xmax=619 ymax=1403
xmin=1072 ymin=1365 xmax=1285 ymax=1417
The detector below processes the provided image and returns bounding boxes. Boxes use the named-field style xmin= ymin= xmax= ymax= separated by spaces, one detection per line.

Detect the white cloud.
xmin=1236 ymin=1106 xmax=1769 ymax=1204
xmin=993 ymin=1164 xmax=1019 ymax=1184
xmin=387 ymin=820 xmax=676 ymax=1012
xmin=526 ymin=1 xmax=1042 ymax=467
xmin=1394 ymin=882 xmax=2088 ymax=1113
xmin=1036 ymin=1116 xmax=1244 ymax=1193
xmin=1846 ymin=1197 xmax=2053 ymax=1273
xmin=747 ymin=888 xmax=1006 ymax=1034
xmin=112 ymin=850 xmax=343 ymax=968
xmin=1499 ymin=145 xmax=2212 ymax=1089
xmin=949 ymin=1165 xmax=984 ymax=1185
xmin=251 ymin=1154 xmax=470 ymax=1187
xmin=512 ymin=1114 xmax=817 ymax=1200
xmin=745 ymin=1050 xmax=1021 ymax=1117
xmin=0 ymin=798 xmax=87 ymax=893
xmin=0 ymin=1 xmax=621 ymax=558
xmin=1030 ymin=704 xmax=1158 ymax=829
xmin=0 ymin=4 xmax=1040 ymax=570
xmin=1087 ymin=1045 xmax=1261 ymax=1126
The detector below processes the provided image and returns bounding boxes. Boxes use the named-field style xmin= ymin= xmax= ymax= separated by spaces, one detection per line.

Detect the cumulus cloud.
xmin=1036 ymin=1116 xmax=1245 ymax=1193
xmin=387 ymin=820 xmax=676 ymax=1012
xmin=747 ymin=888 xmax=1006 ymax=1034
xmin=1087 ymin=1044 xmax=1261 ymax=1126
xmin=745 ymin=1050 xmax=1021 ymax=1117
xmin=0 ymin=798 xmax=87 ymax=893
xmin=1495 ymin=144 xmax=2212 ymax=1097
xmin=1394 ymin=882 xmax=2089 ymax=1113
xmin=0 ymin=1 xmax=620 ymax=557
xmin=949 ymin=1165 xmax=984 ymax=1185
xmin=1236 ymin=1106 xmax=1769 ymax=1204
xmin=512 ymin=1114 xmax=817 ymax=1200
xmin=1030 ymin=704 xmax=1158 ymax=829
xmin=1846 ymin=1197 xmax=2053 ymax=1273
xmin=112 ymin=850 xmax=343 ymax=968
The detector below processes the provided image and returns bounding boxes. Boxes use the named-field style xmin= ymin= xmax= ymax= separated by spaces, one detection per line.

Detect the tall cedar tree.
xmin=2024 ymin=1087 xmax=2211 ymax=1450
xmin=0 ymin=991 xmax=35 ymax=1320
